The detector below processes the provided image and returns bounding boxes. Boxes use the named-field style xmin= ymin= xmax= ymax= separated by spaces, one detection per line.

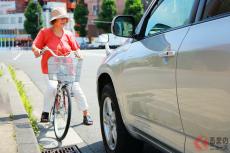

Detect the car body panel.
xmin=97 ymin=43 xmax=133 ymax=125
xmin=177 ymin=16 xmax=230 ymax=153
xmin=115 ymin=27 xmax=190 ymax=152
xmin=97 ymin=1 xmax=230 ymax=152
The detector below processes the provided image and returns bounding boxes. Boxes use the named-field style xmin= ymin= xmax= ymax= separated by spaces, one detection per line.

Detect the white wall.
xmin=0 ymin=12 xmax=74 ymax=33
xmin=0 ymin=13 xmax=25 ymax=30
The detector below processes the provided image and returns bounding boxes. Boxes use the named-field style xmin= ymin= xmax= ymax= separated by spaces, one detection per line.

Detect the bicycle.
xmin=40 ymin=46 xmax=83 ymax=141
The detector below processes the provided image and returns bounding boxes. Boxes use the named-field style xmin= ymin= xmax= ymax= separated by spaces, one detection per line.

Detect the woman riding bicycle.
xmin=32 ymin=7 xmax=93 ymax=125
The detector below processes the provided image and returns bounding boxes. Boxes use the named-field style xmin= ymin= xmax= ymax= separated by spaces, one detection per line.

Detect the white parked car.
xmin=98 ymin=33 xmax=128 ymax=49
xmin=88 ymin=37 xmax=102 ymax=49
xmin=76 ymin=37 xmax=89 ymax=49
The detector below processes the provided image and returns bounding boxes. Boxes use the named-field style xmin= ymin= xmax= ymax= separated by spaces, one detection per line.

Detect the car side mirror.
xmin=111 ymin=16 xmax=135 ymax=38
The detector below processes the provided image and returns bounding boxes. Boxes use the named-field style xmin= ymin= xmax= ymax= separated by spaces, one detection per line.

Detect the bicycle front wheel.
xmin=54 ymin=86 xmax=71 ymax=141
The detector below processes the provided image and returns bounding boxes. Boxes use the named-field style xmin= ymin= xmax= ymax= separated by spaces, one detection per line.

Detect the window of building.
xmin=11 ymin=17 xmax=16 ymax=24
xmin=93 ymin=5 xmax=99 ymax=16
xmin=18 ymin=17 xmax=23 ymax=23
xmin=202 ymin=0 xmax=230 ymax=20
xmin=0 ymin=17 xmax=9 ymax=24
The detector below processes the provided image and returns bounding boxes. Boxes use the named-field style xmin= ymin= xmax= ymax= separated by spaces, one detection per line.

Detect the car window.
xmin=202 ymin=0 xmax=230 ymax=20
xmin=145 ymin=0 xmax=195 ymax=37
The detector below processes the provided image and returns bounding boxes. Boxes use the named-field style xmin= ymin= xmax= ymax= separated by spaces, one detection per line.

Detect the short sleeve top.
xmin=33 ymin=27 xmax=80 ymax=74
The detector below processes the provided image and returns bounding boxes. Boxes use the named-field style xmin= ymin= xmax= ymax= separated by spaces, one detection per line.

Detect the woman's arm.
xmin=32 ymin=28 xmax=45 ymax=58
xmin=32 ymin=44 xmax=41 ymax=58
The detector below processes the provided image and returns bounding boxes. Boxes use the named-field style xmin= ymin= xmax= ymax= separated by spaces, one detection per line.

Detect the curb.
xmin=0 ymin=63 xmax=40 ymax=153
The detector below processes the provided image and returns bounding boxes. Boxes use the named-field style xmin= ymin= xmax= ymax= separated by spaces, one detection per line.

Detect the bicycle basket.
xmin=48 ymin=56 xmax=83 ymax=82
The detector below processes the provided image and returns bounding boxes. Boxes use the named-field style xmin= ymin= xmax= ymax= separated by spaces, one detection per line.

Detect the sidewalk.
xmin=0 ymin=84 xmax=17 ymax=153
xmin=0 ymin=63 xmax=40 ymax=153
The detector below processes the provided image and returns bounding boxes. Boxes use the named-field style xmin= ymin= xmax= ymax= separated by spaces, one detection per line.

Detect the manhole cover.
xmin=42 ymin=145 xmax=80 ymax=153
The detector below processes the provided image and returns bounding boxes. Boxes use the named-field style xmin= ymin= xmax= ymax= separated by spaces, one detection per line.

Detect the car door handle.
xmin=159 ymin=51 xmax=176 ymax=57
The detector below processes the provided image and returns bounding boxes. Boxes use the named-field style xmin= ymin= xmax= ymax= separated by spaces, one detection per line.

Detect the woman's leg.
xmin=72 ymin=82 xmax=89 ymax=112
xmin=72 ymin=82 xmax=93 ymax=125
xmin=41 ymin=75 xmax=57 ymax=121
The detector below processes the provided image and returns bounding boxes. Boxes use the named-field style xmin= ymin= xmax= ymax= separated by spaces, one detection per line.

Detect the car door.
xmin=119 ymin=0 xmax=197 ymax=151
xmin=177 ymin=0 xmax=230 ymax=152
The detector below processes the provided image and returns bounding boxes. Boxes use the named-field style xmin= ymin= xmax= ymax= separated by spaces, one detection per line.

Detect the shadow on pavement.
xmin=79 ymin=141 xmax=162 ymax=153
xmin=0 ymin=116 xmax=11 ymax=122
xmin=143 ymin=143 xmax=162 ymax=153
xmin=13 ymin=114 xmax=28 ymax=120
xmin=37 ymin=123 xmax=61 ymax=149
xmin=71 ymin=123 xmax=84 ymax=128
xmin=79 ymin=141 xmax=106 ymax=153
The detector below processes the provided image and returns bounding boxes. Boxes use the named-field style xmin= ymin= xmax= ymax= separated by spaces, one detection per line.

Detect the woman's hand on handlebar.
xmin=74 ymin=49 xmax=85 ymax=59
xmin=32 ymin=45 xmax=41 ymax=58
xmin=34 ymin=50 xmax=41 ymax=58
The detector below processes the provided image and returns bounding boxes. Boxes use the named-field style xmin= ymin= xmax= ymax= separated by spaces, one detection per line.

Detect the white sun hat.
xmin=50 ymin=7 xmax=69 ymax=23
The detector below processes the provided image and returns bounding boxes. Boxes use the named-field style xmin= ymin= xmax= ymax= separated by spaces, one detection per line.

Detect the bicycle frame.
xmin=56 ymin=81 xmax=68 ymax=105
xmin=51 ymin=81 xmax=70 ymax=119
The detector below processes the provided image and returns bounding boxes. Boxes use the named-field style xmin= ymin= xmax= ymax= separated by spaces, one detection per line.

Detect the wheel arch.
xmin=97 ymin=72 xmax=132 ymax=133
xmin=97 ymin=73 xmax=115 ymax=106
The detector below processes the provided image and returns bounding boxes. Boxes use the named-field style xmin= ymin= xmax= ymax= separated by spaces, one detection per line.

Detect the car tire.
xmin=100 ymin=84 xmax=143 ymax=153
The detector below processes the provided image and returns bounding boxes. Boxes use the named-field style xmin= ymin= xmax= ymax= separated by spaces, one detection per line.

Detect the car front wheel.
xmin=100 ymin=84 xmax=143 ymax=153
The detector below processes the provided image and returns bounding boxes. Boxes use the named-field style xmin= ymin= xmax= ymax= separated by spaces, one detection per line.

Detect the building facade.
xmin=0 ymin=0 xmax=30 ymax=48
xmin=0 ymin=0 xmax=75 ymax=48
xmin=0 ymin=0 xmax=151 ymax=48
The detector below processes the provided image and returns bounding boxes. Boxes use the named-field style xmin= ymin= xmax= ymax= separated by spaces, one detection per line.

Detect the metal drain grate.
xmin=42 ymin=145 xmax=80 ymax=153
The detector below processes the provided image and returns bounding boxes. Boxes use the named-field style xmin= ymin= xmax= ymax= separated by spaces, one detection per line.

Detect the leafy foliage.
xmin=96 ymin=0 xmax=116 ymax=33
xmin=74 ymin=0 xmax=89 ymax=37
xmin=24 ymin=0 xmax=43 ymax=40
xmin=124 ymin=0 xmax=144 ymax=25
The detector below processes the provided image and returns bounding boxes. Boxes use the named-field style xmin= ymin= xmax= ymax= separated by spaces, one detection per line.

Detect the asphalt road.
xmin=0 ymin=48 xmax=160 ymax=153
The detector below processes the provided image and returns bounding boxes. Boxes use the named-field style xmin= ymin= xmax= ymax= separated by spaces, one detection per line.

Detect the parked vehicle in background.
xmin=98 ymin=33 xmax=128 ymax=49
xmin=88 ymin=37 xmax=101 ymax=49
xmin=87 ymin=34 xmax=128 ymax=49
xmin=97 ymin=0 xmax=230 ymax=153
xmin=76 ymin=37 xmax=89 ymax=49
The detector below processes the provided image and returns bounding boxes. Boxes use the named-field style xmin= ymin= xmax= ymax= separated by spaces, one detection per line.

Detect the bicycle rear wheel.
xmin=54 ymin=86 xmax=71 ymax=141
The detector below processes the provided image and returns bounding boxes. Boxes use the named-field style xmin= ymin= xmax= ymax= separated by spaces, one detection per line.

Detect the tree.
xmin=96 ymin=0 xmax=116 ymax=33
xmin=24 ymin=0 xmax=43 ymax=40
xmin=74 ymin=0 xmax=89 ymax=37
xmin=124 ymin=0 xmax=144 ymax=25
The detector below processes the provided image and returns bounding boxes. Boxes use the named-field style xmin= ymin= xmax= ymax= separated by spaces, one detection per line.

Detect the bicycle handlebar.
xmin=40 ymin=46 xmax=77 ymax=58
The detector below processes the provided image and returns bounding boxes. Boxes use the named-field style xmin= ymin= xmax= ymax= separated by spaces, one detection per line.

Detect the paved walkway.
xmin=0 ymin=83 xmax=17 ymax=153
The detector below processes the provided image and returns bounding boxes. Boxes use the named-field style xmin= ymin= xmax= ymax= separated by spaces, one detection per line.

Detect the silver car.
xmin=97 ymin=0 xmax=230 ymax=153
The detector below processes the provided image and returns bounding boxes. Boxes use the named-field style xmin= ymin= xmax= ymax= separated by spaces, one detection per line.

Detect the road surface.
xmin=0 ymin=48 xmax=160 ymax=153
